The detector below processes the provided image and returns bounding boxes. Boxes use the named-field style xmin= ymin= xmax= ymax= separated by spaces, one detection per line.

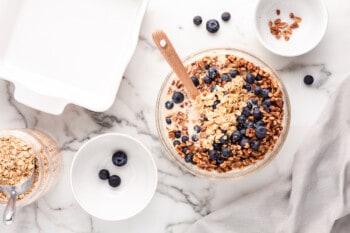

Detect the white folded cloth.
xmin=186 ymin=76 xmax=350 ymax=233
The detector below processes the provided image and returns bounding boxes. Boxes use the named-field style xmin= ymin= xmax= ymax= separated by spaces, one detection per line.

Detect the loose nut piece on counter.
xmin=0 ymin=136 xmax=35 ymax=186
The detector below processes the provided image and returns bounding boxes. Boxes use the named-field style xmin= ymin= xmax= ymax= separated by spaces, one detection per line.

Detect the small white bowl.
xmin=70 ymin=133 xmax=157 ymax=221
xmin=255 ymin=0 xmax=328 ymax=57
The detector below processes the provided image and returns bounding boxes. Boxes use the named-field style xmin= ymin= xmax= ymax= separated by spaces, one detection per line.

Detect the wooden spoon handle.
xmin=152 ymin=30 xmax=200 ymax=99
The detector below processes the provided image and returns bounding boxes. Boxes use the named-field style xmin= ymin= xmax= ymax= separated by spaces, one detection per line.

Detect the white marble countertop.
xmin=1 ymin=0 xmax=350 ymax=232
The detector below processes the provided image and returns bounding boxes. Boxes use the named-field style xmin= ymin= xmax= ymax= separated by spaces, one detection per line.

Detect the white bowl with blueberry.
xmin=70 ymin=133 xmax=157 ymax=221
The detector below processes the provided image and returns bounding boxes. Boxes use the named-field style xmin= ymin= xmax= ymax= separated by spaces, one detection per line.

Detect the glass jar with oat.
xmin=0 ymin=129 xmax=62 ymax=208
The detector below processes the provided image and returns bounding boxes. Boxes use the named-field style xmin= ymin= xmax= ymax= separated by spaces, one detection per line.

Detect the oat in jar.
xmin=0 ymin=129 xmax=62 ymax=207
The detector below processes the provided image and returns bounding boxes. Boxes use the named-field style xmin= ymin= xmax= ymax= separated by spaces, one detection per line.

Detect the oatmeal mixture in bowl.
xmin=156 ymin=48 xmax=290 ymax=179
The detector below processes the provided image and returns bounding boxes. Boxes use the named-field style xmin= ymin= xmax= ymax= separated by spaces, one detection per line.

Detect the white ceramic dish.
xmin=70 ymin=133 xmax=157 ymax=221
xmin=0 ymin=0 xmax=149 ymax=114
xmin=255 ymin=0 xmax=328 ymax=57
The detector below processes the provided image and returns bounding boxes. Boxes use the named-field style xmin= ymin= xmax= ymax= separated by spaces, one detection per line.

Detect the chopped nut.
xmin=294 ymin=16 xmax=302 ymax=23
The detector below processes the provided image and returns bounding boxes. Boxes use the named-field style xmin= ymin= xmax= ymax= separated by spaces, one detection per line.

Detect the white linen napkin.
xmin=186 ymin=76 xmax=350 ymax=233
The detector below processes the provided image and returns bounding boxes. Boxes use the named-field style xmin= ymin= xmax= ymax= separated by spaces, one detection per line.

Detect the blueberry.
xmin=246 ymin=121 xmax=254 ymax=128
xmin=242 ymin=107 xmax=251 ymax=117
xmin=238 ymin=115 xmax=246 ymax=124
xmin=182 ymin=135 xmax=189 ymax=143
xmin=250 ymin=141 xmax=260 ymax=151
xmin=244 ymin=84 xmax=251 ymax=91
xmin=191 ymin=76 xmax=200 ymax=86
xmin=240 ymin=129 xmax=246 ymax=136
xmin=191 ymin=135 xmax=198 ymax=142
xmin=246 ymin=73 xmax=255 ymax=84
xmin=304 ymin=75 xmax=314 ymax=85
xmin=221 ymin=74 xmax=231 ymax=82
xmin=246 ymin=102 xmax=253 ymax=109
xmin=172 ymin=92 xmax=185 ymax=104
xmin=108 ymin=175 xmax=121 ymax=187
xmin=216 ymin=157 xmax=225 ymax=165
xmin=205 ymin=64 xmax=210 ymax=70
xmin=203 ymin=75 xmax=212 ymax=84
xmin=166 ymin=118 xmax=172 ymax=125
xmin=263 ymin=105 xmax=270 ymax=113
xmin=229 ymin=69 xmax=239 ymax=77
xmin=174 ymin=131 xmax=181 ymax=138
xmin=98 ymin=169 xmax=110 ymax=180
xmin=253 ymin=107 xmax=263 ymax=120
xmin=182 ymin=146 xmax=189 ymax=154
xmin=254 ymin=120 xmax=265 ymax=128
xmin=263 ymin=98 xmax=271 ymax=107
xmin=208 ymin=67 xmax=218 ymax=79
xmin=210 ymin=85 xmax=217 ymax=92
xmin=254 ymin=86 xmax=262 ymax=96
xmin=194 ymin=125 xmax=201 ymax=133
xmin=173 ymin=140 xmax=181 ymax=146
xmin=221 ymin=147 xmax=232 ymax=157
xmin=256 ymin=126 xmax=267 ymax=139
xmin=251 ymin=99 xmax=258 ymax=106
xmin=255 ymin=74 xmax=262 ymax=81
xmin=206 ymin=19 xmax=220 ymax=33
xmin=219 ymin=134 xmax=229 ymax=144
xmin=209 ymin=150 xmax=218 ymax=160
xmin=212 ymin=100 xmax=221 ymax=109
xmin=213 ymin=142 xmax=222 ymax=151
xmin=185 ymin=153 xmax=195 ymax=163
xmin=231 ymin=131 xmax=241 ymax=143
xmin=261 ymin=89 xmax=270 ymax=98
xmin=165 ymin=101 xmax=174 ymax=110
xmin=237 ymin=123 xmax=245 ymax=130
xmin=193 ymin=15 xmax=202 ymax=26
xmin=112 ymin=151 xmax=128 ymax=166
xmin=240 ymin=137 xmax=250 ymax=148
xmin=221 ymin=12 xmax=231 ymax=22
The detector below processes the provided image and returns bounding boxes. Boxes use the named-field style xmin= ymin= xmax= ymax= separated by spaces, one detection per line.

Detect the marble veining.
xmin=1 ymin=0 xmax=350 ymax=232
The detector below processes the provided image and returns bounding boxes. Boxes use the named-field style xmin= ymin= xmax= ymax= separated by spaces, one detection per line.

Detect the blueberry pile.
xmin=193 ymin=12 xmax=231 ymax=33
xmin=98 ymin=150 xmax=128 ymax=188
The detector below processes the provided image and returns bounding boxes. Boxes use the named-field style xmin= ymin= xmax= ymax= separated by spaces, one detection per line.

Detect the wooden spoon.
xmin=152 ymin=30 xmax=200 ymax=99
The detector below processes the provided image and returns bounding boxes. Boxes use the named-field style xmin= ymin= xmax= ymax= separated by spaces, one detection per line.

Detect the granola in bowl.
xmin=156 ymin=48 xmax=290 ymax=179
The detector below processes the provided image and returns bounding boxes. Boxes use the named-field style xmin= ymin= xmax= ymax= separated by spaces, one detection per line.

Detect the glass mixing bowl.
xmin=156 ymin=48 xmax=290 ymax=179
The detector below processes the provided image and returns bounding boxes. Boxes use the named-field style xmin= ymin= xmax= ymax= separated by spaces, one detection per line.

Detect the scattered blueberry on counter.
xmin=221 ymin=12 xmax=231 ymax=22
xmin=112 ymin=150 xmax=128 ymax=166
xmin=193 ymin=15 xmax=203 ymax=26
xmin=206 ymin=19 xmax=220 ymax=33
xmin=304 ymin=75 xmax=314 ymax=85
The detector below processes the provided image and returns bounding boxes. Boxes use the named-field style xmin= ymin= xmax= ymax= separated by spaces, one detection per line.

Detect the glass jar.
xmin=0 ymin=129 xmax=62 ymax=207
